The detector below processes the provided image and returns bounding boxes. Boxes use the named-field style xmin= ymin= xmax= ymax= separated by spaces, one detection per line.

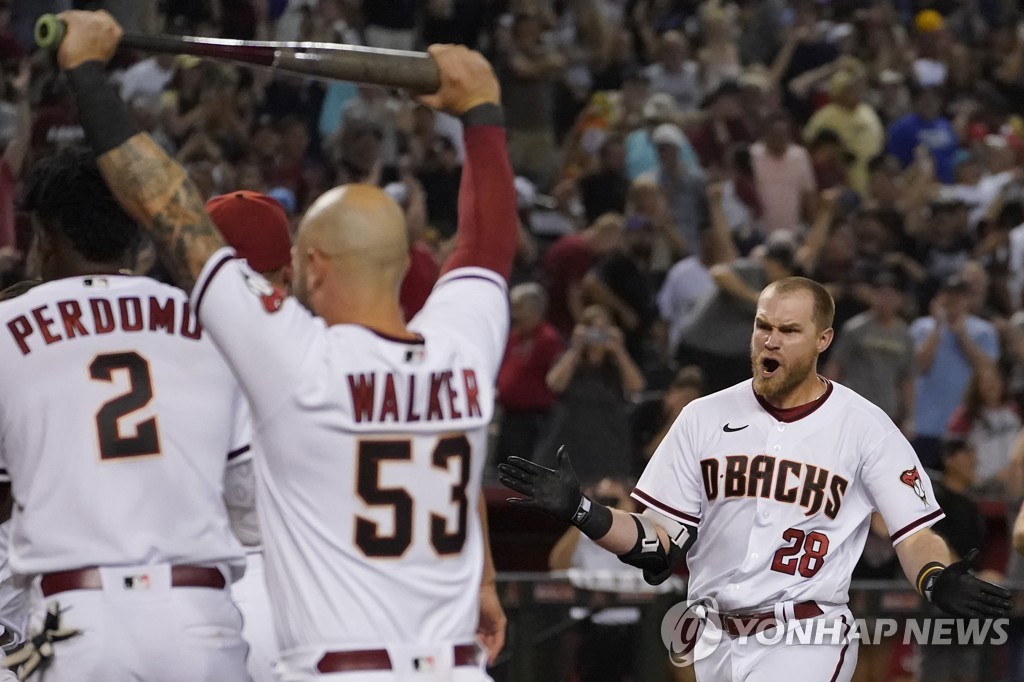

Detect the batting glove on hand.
xmin=498 ymin=447 xmax=614 ymax=539
xmin=926 ymin=549 xmax=1013 ymax=618
xmin=499 ymin=446 xmax=582 ymax=522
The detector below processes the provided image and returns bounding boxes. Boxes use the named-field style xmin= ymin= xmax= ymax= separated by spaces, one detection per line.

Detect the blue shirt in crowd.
xmin=886 ymin=114 xmax=959 ymax=184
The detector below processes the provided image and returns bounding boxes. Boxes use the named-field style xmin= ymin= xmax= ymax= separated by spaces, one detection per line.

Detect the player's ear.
xmin=817 ymin=327 xmax=834 ymax=353
xmin=307 ymin=248 xmax=331 ymax=290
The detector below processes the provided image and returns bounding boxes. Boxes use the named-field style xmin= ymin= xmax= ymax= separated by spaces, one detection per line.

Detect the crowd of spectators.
xmin=6 ymin=0 xmax=1024 ymax=676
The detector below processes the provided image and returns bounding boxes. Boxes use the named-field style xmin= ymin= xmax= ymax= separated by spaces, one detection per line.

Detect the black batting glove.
xmin=498 ymin=446 xmax=613 ymax=539
xmin=924 ymin=549 xmax=1013 ymax=618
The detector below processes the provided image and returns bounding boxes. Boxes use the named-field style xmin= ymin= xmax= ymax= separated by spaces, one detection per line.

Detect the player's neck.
xmin=44 ymin=260 xmax=132 ymax=282
xmin=319 ymin=296 xmax=417 ymax=341
xmin=761 ymin=374 xmax=828 ymax=410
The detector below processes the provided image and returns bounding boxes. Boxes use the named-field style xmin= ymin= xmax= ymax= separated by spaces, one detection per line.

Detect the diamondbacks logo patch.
xmin=900 ymin=467 xmax=927 ymax=505
xmin=243 ymin=270 xmax=285 ymax=313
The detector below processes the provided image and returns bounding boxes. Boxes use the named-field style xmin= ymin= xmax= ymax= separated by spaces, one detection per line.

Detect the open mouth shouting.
xmin=760 ymin=357 xmax=781 ymax=377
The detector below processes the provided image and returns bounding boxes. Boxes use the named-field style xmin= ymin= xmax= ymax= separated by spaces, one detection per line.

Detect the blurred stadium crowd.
xmin=5 ymin=0 xmax=1024 ymax=679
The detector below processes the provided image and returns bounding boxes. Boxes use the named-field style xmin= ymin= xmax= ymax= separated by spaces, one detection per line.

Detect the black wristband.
xmin=66 ymin=61 xmax=138 ymax=155
xmin=460 ymin=103 xmax=504 ymax=128
xmin=917 ymin=561 xmax=944 ymax=600
xmin=572 ymin=496 xmax=614 ymax=540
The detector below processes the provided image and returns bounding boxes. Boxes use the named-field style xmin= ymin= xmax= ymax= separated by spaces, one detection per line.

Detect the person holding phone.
xmin=537 ymin=305 xmax=645 ymax=486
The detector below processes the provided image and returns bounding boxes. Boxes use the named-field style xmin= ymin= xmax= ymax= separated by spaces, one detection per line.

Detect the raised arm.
xmin=424 ymin=47 xmax=518 ymax=281
xmin=55 ymin=11 xmax=225 ymax=291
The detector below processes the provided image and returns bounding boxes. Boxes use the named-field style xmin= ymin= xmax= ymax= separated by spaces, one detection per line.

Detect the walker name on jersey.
xmin=701 ymin=455 xmax=849 ymax=519
xmin=5 ymin=296 xmax=203 ymax=355
xmin=347 ymin=369 xmax=483 ymax=424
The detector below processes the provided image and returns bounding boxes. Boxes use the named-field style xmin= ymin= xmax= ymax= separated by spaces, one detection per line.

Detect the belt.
xmin=40 ymin=565 xmax=226 ymax=597
xmin=316 ymin=644 xmax=479 ymax=673
xmin=719 ymin=601 xmax=823 ymax=637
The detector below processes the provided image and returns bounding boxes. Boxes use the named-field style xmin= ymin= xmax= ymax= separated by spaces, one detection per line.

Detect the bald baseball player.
xmin=206 ymin=190 xmax=291 ymax=682
xmin=56 ymin=9 xmax=511 ymax=680
xmin=501 ymin=276 xmax=1013 ymax=681
xmin=0 ymin=144 xmax=251 ymax=682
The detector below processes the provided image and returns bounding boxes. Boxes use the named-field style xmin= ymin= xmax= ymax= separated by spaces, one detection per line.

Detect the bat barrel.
xmin=275 ymin=48 xmax=439 ymax=94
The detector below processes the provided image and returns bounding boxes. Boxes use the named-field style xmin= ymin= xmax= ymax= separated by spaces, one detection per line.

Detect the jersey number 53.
xmin=354 ymin=436 xmax=470 ymax=558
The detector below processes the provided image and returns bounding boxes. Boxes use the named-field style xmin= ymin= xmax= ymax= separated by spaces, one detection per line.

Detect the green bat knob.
xmin=35 ymin=14 xmax=67 ymax=50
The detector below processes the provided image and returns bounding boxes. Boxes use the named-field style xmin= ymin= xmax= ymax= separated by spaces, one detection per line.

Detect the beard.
xmin=750 ymin=346 xmax=817 ymax=402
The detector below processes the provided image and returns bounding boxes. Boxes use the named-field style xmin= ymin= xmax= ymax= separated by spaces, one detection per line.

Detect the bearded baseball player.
xmin=0 ymin=144 xmax=252 ymax=681
xmin=501 ymin=276 xmax=1013 ymax=681
xmin=56 ymin=10 xmax=510 ymax=680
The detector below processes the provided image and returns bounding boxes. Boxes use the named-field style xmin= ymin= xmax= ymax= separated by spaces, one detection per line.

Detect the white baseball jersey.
xmin=0 ymin=276 xmax=249 ymax=576
xmin=634 ymin=379 xmax=943 ymax=611
xmin=191 ymin=250 xmax=508 ymax=652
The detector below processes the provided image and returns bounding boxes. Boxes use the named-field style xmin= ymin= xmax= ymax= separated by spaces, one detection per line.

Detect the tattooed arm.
xmin=97 ymin=136 xmax=225 ymax=290
xmin=56 ymin=10 xmax=225 ymax=291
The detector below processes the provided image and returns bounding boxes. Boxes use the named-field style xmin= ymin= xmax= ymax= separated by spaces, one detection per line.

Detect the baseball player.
xmin=0 ymin=283 xmax=39 ymax=682
xmin=0 ymin=146 xmax=251 ymax=681
xmin=56 ymin=10 xmax=511 ymax=680
xmin=204 ymin=190 xmax=291 ymax=682
xmin=501 ymin=276 xmax=1012 ymax=681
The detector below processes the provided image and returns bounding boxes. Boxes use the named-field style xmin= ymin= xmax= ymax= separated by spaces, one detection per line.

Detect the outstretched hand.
xmin=498 ymin=446 xmax=584 ymax=523
xmin=930 ymin=549 xmax=1013 ymax=618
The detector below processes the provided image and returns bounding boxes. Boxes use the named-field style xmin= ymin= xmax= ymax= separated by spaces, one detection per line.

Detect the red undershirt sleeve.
xmin=440 ymin=111 xmax=518 ymax=280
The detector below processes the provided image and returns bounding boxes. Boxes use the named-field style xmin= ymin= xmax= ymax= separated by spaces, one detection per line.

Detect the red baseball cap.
xmin=206 ymin=191 xmax=292 ymax=274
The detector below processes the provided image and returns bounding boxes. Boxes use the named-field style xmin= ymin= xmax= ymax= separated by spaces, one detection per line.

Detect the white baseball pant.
xmin=693 ymin=602 xmax=858 ymax=682
xmin=232 ymin=550 xmax=278 ymax=682
xmin=27 ymin=564 xmax=249 ymax=682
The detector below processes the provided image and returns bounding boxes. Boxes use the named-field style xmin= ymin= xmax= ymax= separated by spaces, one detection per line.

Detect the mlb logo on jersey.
xmin=412 ymin=656 xmax=435 ymax=672
xmin=122 ymin=574 xmax=151 ymax=590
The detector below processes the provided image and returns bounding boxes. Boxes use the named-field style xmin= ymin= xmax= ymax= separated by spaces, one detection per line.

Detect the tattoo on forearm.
xmin=97 ymin=134 xmax=225 ymax=290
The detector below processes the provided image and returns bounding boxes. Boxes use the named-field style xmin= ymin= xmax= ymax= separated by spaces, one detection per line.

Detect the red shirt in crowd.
xmin=497 ymin=321 xmax=565 ymax=413
xmin=542 ymin=233 xmax=595 ymax=337
xmin=400 ymin=241 xmax=440 ymax=320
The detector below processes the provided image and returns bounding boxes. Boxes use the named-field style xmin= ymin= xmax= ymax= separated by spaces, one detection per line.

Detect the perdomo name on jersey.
xmin=5 ymin=295 xmax=202 ymax=356
xmin=347 ymin=369 xmax=483 ymax=424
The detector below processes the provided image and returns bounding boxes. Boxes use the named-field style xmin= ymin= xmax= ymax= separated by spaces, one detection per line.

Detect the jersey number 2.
xmin=90 ymin=352 xmax=161 ymax=460
xmin=770 ymin=528 xmax=829 ymax=578
xmin=355 ymin=436 xmax=470 ymax=558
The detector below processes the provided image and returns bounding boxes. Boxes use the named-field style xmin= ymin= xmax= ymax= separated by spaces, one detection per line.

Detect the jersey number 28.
xmin=355 ymin=436 xmax=470 ymax=558
xmin=770 ymin=528 xmax=829 ymax=578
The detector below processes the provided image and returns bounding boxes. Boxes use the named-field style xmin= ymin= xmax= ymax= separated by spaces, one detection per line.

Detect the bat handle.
xmin=35 ymin=14 xmax=66 ymax=50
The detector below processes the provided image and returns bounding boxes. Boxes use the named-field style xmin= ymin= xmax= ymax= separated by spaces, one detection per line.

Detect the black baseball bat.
xmin=34 ymin=14 xmax=441 ymax=94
